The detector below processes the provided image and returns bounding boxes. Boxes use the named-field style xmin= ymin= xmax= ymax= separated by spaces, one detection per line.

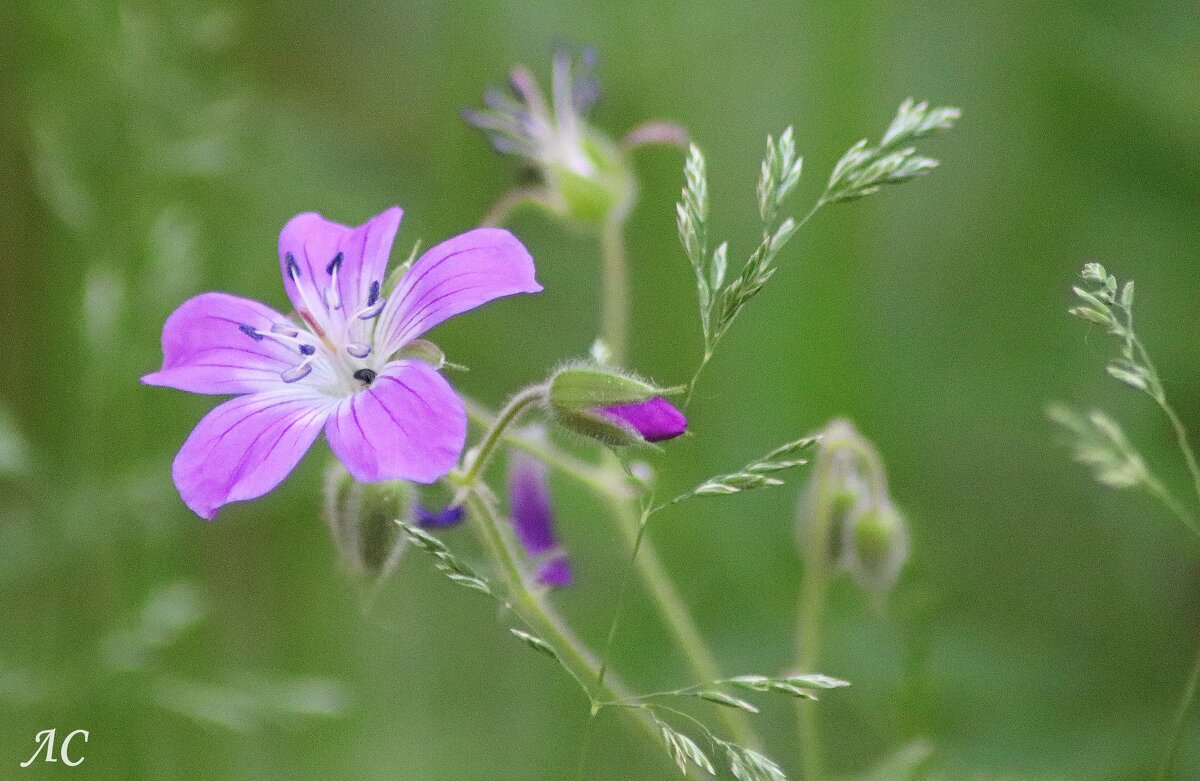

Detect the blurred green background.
xmin=2 ymin=0 xmax=1199 ymax=778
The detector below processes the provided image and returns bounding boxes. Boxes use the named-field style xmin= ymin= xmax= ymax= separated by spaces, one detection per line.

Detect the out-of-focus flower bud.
xmin=798 ymin=419 xmax=909 ymax=600
xmin=323 ymin=462 xmax=410 ymax=579
xmin=547 ymin=363 xmax=686 ymax=446
xmin=508 ymin=438 xmax=571 ymax=587
xmin=414 ymin=504 xmax=465 ymax=528
xmin=842 ymin=504 xmax=910 ymax=598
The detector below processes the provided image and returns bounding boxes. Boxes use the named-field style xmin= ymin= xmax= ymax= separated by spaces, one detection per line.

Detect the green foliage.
xmin=675 ymin=436 xmax=818 ymax=502
xmin=650 ymin=711 xmax=788 ymax=781
xmin=654 ymin=714 xmax=718 ymax=777
xmin=397 ymin=521 xmax=495 ymax=596
xmin=678 ymin=101 xmax=958 ymax=382
xmin=1047 ymin=405 xmax=1151 ymax=490
xmin=824 ymin=99 xmax=959 ymax=204
xmin=1068 ymin=262 xmax=1162 ymax=402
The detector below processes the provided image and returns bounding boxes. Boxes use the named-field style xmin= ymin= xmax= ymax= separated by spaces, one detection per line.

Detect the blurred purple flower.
xmin=508 ymin=449 xmax=571 ymax=587
xmin=143 ymin=207 xmax=541 ymax=519
xmin=462 ymin=46 xmax=602 ymax=172
xmin=599 ymin=397 xmax=687 ymax=442
xmin=414 ymin=504 xmax=465 ymax=529
xmin=463 ymin=46 xmax=687 ymax=225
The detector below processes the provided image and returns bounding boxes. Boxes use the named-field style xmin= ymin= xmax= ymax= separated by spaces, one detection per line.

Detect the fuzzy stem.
xmin=460 ymin=385 xmax=546 ymax=487
xmin=600 ymin=217 xmax=630 ymax=365
xmin=463 ymin=396 xmax=627 ymax=498
xmin=481 ymin=186 xmax=547 ymax=227
xmin=455 ymin=395 xmax=663 ymax=756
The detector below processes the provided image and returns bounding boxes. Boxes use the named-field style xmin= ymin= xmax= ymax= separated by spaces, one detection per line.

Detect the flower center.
xmin=236 ymin=250 xmax=393 ymax=392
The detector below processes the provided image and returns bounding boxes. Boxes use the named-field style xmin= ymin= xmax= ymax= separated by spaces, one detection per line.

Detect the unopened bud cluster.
xmin=800 ymin=420 xmax=909 ymax=599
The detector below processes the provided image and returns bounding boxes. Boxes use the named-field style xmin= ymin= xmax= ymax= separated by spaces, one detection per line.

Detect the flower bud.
xmin=549 ymin=364 xmax=663 ymax=409
xmin=548 ymin=364 xmax=686 ymax=445
xmin=322 ymin=462 xmax=409 ymax=579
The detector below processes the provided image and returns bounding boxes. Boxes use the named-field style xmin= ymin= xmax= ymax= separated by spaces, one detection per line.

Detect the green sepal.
xmin=548 ymin=364 xmax=673 ymax=410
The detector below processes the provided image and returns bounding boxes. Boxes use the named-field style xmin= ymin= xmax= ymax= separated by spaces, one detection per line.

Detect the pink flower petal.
xmin=324 ymin=360 xmax=467 ymax=484
xmin=375 ymin=227 xmax=540 ymax=355
xmin=142 ymin=292 xmax=299 ymax=395
xmin=171 ymin=389 xmax=334 ymax=519
xmin=277 ymin=207 xmax=403 ymax=334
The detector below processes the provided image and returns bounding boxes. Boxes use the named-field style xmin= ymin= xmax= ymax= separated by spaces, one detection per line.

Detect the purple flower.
xmin=507 ymin=449 xmax=571 ymax=588
xmin=143 ymin=207 xmax=541 ymax=519
xmin=598 ymin=397 xmax=687 ymax=442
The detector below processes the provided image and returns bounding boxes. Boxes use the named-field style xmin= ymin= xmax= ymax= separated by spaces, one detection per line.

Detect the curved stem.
xmin=1159 ymin=632 xmax=1200 ymax=781
xmin=600 ymin=218 xmax=630 ymax=365
xmin=1146 ymin=349 xmax=1200 ymax=774
xmin=1162 ymin=400 xmax=1200 ymax=512
xmin=481 ymin=186 xmax=547 ymax=227
xmin=463 ymin=396 xmax=628 ymax=499
xmin=460 ymin=385 xmax=546 ymax=486
xmin=466 ymin=391 xmax=758 ymax=747
xmin=454 ymin=399 xmax=664 ymax=759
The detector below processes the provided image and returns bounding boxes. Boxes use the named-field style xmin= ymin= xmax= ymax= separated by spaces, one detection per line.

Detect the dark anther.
xmin=285 ymin=252 xmax=301 ymax=279
xmin=326 ymin=252 xmax=344 ymax=275
xmin=367 ymin=280 xmax=381 ymax=307
xmin=299 ymin=344 xmax=316 ymax=356
xmin=353 ymin=368 xmax=378 ymax=386
xmin=238 ymin=323 xmax=263 ymax=340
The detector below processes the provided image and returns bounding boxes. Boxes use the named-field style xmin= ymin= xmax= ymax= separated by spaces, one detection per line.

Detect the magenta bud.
xmin=598 ymin=397 xmax=687 ymax=442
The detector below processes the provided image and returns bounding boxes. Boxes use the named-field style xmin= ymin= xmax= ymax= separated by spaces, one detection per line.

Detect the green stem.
xmin=481 ymin=186 xmax=547 ymax=227
xmin=600 ymin=217 xmax=630 ymax=365
xmin=460 ymin=385 xmax=546 ymax=487
xmin=1159 ymin=632 xmax=1200 ymax=781
xmin=1161 ymin=400 xmax=1200 ymax=513
xmin=454 ymin=395 xmax=665 ymax=757
xmin=796 ymin=445 xmax=837 ymax=781
xmin=463 ymin=396 xmax=627 ymax=499
xmin=602 ymin=489 xmax=762 ymax=748
xmin=1146 ymin=345 xmax=1200 ymax=775
xmin=465 ymin=395 xmax=754 ymax=746
xmin=1143 ymin=475 xmax=1200 ymax=542
xmin=686 ymin=198 xmax=825 ymax=405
